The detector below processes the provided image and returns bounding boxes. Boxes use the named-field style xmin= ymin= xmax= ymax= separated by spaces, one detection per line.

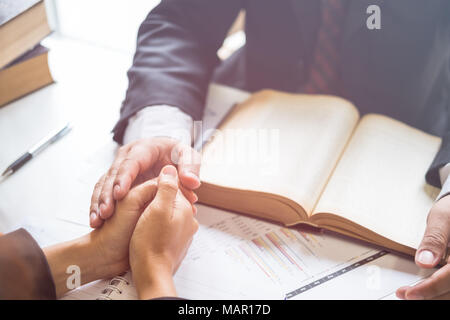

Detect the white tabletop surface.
xmin=0 ymin=34 xmax=129 ymax=236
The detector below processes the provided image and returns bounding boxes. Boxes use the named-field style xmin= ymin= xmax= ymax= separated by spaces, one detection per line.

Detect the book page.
xmin=314 ymin=115 xmax=441 ymax=249
xmin=194 ymin=83 xmax=251 ymax=149
xmin=200 ymin=91 xmax=359 ymax=215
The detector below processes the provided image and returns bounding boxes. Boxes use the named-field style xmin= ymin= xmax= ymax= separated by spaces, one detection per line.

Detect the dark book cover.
xmin=0 ymin=0 xmax=41 ymax=26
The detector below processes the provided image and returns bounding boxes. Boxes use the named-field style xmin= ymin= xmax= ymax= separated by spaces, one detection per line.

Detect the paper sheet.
xmin=61 ymin=205 xmax=434 ymax=300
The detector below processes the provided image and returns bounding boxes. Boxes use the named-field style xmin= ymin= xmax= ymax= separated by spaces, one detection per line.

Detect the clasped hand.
xmin=45 ymin=164 xmax=198 ymax=299
xmin=95 ymin=164 xmax=199 ymax=299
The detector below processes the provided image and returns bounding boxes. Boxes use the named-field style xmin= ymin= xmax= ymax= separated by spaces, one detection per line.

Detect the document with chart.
xmin=60 ymin=205 xmax=434 ymax=300
xmin=171 ymin=206 xmax=434 ymax=300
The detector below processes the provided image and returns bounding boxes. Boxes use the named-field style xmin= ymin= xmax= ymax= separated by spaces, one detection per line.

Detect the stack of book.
xmin=0 ymin=0 xmax=53 ymax=107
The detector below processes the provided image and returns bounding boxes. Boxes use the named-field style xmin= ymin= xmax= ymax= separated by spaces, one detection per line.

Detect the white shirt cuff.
xmin=436 ymin=163 xmax=450 ymax=201
xmin=123 ymin=105 xmax=193 ymax=145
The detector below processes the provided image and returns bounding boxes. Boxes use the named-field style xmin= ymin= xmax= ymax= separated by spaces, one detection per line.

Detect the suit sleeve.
xmin=426 ymin=18 xmax=450 ymax=189
xmin=113 ymin=0 xmax=243 ymax=144
xmin=0 ymin=229 xmax=56 ymax=300
xmin=426 ymin=131 xmax=450 ymax=188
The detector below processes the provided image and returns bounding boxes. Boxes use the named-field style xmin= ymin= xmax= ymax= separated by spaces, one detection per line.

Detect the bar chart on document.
xmin=173 ymin=205 xmax=385 ymax=300
xmin=61 ymin=204 xmax=432 ymax=300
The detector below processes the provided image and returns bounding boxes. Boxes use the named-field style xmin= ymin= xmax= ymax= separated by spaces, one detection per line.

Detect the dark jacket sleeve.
xmin=0 ymin=229 xmax=56 ymax=300
xmin=112 ymin=0 xmax=243 ymax=144
xmin=426 ymin=132 xmax=450 ymax=188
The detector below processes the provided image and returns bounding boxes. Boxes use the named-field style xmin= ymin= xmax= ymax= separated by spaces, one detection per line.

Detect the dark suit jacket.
xmin=113 ymin=0 xmax=450 ymax=188
xmin=0 ymin=229 xmax=56 ymax=299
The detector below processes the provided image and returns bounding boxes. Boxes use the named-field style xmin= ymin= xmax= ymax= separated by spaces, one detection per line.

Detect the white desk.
xmin=0 ymin=35 xmax=440 ymax=300
xmin=0 ymin=35 xmax=130 ymax=235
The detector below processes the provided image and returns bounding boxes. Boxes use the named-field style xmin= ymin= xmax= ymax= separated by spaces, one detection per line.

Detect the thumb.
xmin=172 ymin=144 xmax=201 ymax=190
xmin=416 ymin=206 xmax=450 ymax=268
xmin=126 ymin=178 xmax=158 ymax=211
xmin=146 ymin=165 xmax=179 ymax=219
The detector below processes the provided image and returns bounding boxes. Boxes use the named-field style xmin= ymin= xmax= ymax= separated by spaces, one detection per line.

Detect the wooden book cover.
xmin=197 ymin=90 xmax=441 ymax=257
xmin=0 ymin=0 xmax=51 ymax=68
xmin=0 ymin=44 xmax=54 ymax=106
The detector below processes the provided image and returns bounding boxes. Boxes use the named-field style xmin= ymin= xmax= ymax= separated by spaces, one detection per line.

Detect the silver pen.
xmin=1 ymin=123 xmax=72 ymax=177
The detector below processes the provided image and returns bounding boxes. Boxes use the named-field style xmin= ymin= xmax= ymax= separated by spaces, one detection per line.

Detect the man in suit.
xmin=89 ymin=0 xmax=450 ymax=299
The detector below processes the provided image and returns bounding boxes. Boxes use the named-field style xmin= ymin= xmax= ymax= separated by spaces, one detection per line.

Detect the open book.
xmin=197 ymin=90 xmax=441 ymax=257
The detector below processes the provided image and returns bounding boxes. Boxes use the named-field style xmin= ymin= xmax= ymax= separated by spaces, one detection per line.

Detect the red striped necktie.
xmin=303 ymin=0 xmax=348 ymax=95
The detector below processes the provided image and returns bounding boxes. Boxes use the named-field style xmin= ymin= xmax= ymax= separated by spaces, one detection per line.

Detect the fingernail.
xmin=99 ymin=203 xmax=107 ymax=218
xmin=162 ymin=165 xmax=177 ymax=177
xmin=417 ymin=250 xmax=435 ymax=265
xmin=395 ymin=291 xmax=405 ymax=300
xmin=406 ymin=292 xmax=424 ymax=300
xmin=114 ymin=185 xmax=121 ymax=196
xmin=90 ymin=212 xmax=97 ymax=224
xmin=193 ymin=193 xmax=198 ymax=203
xmin=185 ymin=171 xmax=199 ymax=180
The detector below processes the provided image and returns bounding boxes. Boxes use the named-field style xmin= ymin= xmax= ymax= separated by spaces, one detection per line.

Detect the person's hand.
xmin=129 ymin=165 xmax=199 ymax=299
xmin=44 ymin=179 xmax=158 ymax=297
xmin=89 ymin=137 xmax=201 ymax=228
xmin=396 ymin=194 xmax=450 ymax=300
xmin=90 ymin=179 xmax=159 ymax=277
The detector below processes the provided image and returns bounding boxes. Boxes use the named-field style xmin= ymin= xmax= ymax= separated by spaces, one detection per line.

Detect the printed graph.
xmin=224 ymin=228 xmax=318 ymax=284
